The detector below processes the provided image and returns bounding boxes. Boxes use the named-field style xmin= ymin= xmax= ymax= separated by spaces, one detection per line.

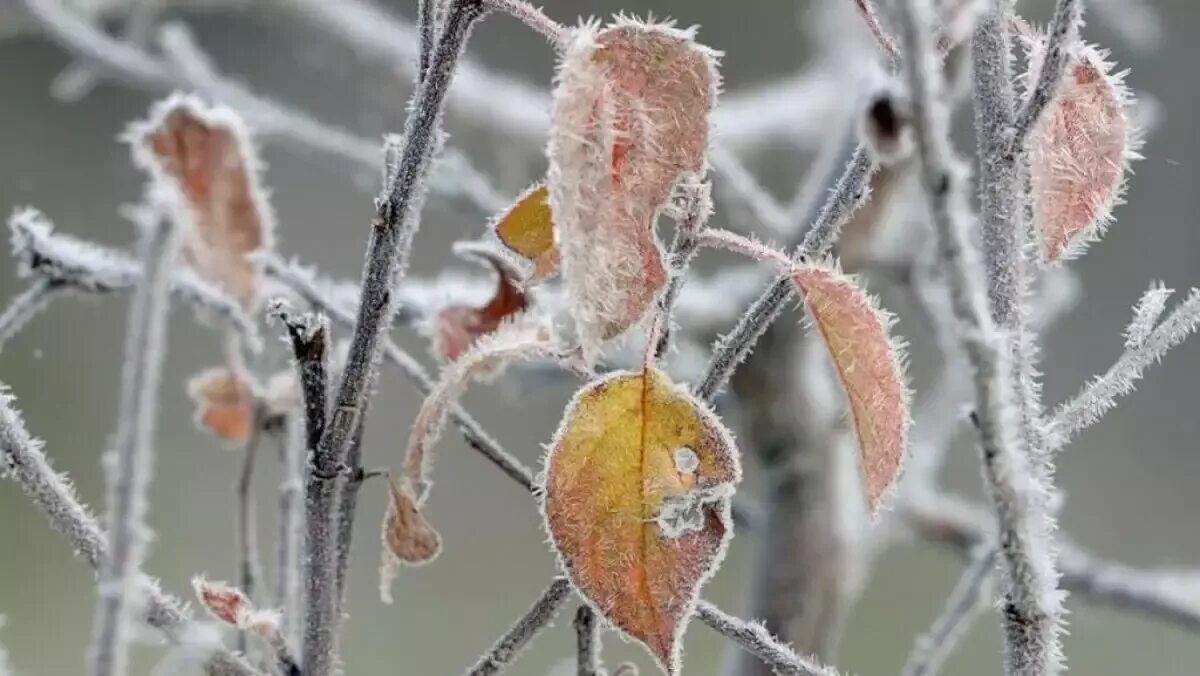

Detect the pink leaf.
xmin=432 ymin=242 xmax=531 ymax=363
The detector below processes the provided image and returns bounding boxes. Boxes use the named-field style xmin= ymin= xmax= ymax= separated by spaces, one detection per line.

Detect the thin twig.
xmin=234 ymin=412 xmax=265 ymax=654
xmin=900 ymin=548 xmax=997 ymax=676
xmin=1046 ymin=288 xmax=1200 ymax=452
xmin=480 ymin=0 xmax=567 ymax=47
xmin=275 ymin=415 xmax=304 ymax=649
xmin=1011 ymin=0 xmax=1083 ymax=152
xmin=696 ymin=601 xmax=841 ymax=676
xmin=0 ymin=389 xmax=264 ymax=676
xmin=654 ymin=181 xmax=713 ymax=359
xmin=0 ymin=278 xmax=62 ymax=353
xmin=89 ymin=216 xmax=179 ymax=676
xmin=465 ymin=577 xmax=572 ymax=676
xmin=573 ymin=606 xmax=601 ymax=676
xmin=853 ymin=0 xmax=900 ymax=64
xmin=895 ymin=0 xmax=1065 ymax=673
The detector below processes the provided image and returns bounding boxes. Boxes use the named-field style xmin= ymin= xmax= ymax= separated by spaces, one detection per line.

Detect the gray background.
xmin=1 ymin=0 xmax=1198 ymax=674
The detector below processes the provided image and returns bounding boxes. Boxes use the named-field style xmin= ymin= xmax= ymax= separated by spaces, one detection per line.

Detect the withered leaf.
xmin=492 ymin=183 xmax=559 ymax=282
xmin=433 ymin=242 xmax=531 ymax=363
xmin=130 ymin=94 xmax=276 ymax=310
xmin=548 ymin=18 xmax=719 ymax=364
xmin=379 ymin=475 xmax=442 ymax=604
xmin=186 ymin=367 xmax=256 ymax=444
xmin=543 ymin=367 xmax=740 ymax=673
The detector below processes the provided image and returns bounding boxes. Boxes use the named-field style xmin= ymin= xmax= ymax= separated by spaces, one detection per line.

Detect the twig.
xmin=1011 ymin=0 xmax=1083 ymax=152
xmin=853 ymin=0 xmax=900 ymax=64
xmin=654 ymin=181 xmax=713 ymax=359
xmin=900 ymin=547 xmax=997 ymax=676
xmin=894 ymin=0 xmax=1065 ymax=673
xmin=89 ymin=216 xmax=179 ymax=676
xmin=573 ymin=606 xmax=601 ymax=676
xmin=694 ymin=145 xmax=873 ymax=403
xmin=0 ymin=389 xmax=264 ymax=676
xmin=1046 ymin=288 xmax=1200 ymax=452
xmin=465 ymin=577 xmax=572 ymax=676
xmin=274 ymin=415 xmax=304 ymax=649
xmin=416 ymin=0 xmax=439 ymax=83
xmin=480 ymin=0 xmax=567 ymax=47
xmin=0 ymin=278 xmax=63 ymax=353
xmin=304 ymin=3 xmax=488 ymax=671
xmin=234 ymin=412 xmax=265 ymax=654
xmin=8 ymin=207 xmax=260 ymax=348
xmin=696 ymin=601 xmax=841 ymax=676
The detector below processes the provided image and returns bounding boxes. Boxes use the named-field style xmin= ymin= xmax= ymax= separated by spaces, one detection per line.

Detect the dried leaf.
xmin=379 ymin=475 xmax=442 ymax=604
xmin=548 ymin=18 xmax=719 ymax=364
xmin=1028 ymin=44 xmax=1136 ymax=264
xmin=192 ymin=577 xmax=281 ymax=637
xmin=792 ymin=265 xmax=909 ymax=513
xmin=492 ymin=183 xmax=559 ymax=282
xmin=433 ymin=242 xmax=531 ymax=362
xmin=187 ymin=367 xmax=255 ymax=443
xmin=129 ymin=94 xmax=276 ymax=309
xmin=543 ymin=367 xmax=740 ymax=673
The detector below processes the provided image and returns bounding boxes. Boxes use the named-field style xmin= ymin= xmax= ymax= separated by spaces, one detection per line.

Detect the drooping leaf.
xmin=492 ymin=183 xmax=559 ymax=282
xmin=698 ymin=229 xmax=910 ymax=514
xmin=433 ymin=242 xmax=531 ymax=362
xmin=543 ymin=367 xmax=740 ymax=673
xmin=1027 ymin=43 xmax=1136 ymax=264
xmin=379 ymin=475 xmax=441 ymax=604
xmin=192 ymin=577 xmax=280 ymax=637
xmin=129 ymin=94 xmax=276 ymax=309
xmin=792 ymin=265 xmax=909 ymax=513
xmin=548 ymin=17 xmax=719 ymax=364
xmin=186 ymin=367 xmax=256 ymax=443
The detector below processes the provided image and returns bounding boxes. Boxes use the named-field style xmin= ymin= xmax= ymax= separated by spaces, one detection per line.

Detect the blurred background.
xmin=1 ymin=0 xmax=1199 ymax=674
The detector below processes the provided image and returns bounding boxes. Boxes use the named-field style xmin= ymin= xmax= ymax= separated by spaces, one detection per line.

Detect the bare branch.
xmin=1011 ymin=0 xmax=1083 ymax=151
xmin=1046 ymin=288 xmax=1200 ymax=452
xmin=89 ymin=215 xmax=179 ymax=676
xmin=895 ymin=0 xmax=1065 ymax=672
xmin=653 ymin=180 xmax=713 ymax=360
xmin=573 ymin=606 xmax=602 ymax=676
xmin=465 ymin=577 xmax=572 ymax=676
xmin=696 ymin=601 xmax=841 ymax=676
xmin=853 ymin=0 xmax=900 ymax=64
xmin=901 ymin=547 xmax=997 ymax=676
xmin=274 ymin=416 xmax=304 ymax=649
xmin=480 ymin=0 xmax=567 ymax=47
xmin=234 ymin=411 xmax=265 ymax=653
xmin=0 ymin=389 xmax=262 ymax=676
xmin=0 ymin=278 xmax=62 ymax=353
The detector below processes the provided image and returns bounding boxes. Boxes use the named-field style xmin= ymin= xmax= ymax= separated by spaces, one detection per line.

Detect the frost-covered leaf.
xmin=1027 ymin=43 xmax=1136 ymax=264
xmin=187 ymin=367 xmax=255 ymax=443
xmin=542 ymin=367 xmax=740 ymax=673
xmin=548 ymin=17 xmax=719 ymax=364
xmin=192 ymin=577 xmax=280 ymax=637
xmin=379 ymin=475 xmax=441 ymax=604
xmin=492 ymin=183 xmax=559 ymax=282
xmin=129 ymin=94 xmax=276 ymax=309
xmin=433 ymin=242 xmax=531 ymax=362
xmin=792 ymin=265 xmax=909 ymax=513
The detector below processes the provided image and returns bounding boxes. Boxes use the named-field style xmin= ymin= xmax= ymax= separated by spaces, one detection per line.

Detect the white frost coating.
xmin=673 ymin=447 xmax=700 ymax=474
xmin=1124 ymin=282 xmax=1172 ymax=349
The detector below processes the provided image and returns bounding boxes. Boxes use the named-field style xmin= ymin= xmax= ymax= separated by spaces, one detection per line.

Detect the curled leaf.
xmin=192 ymin=577 xmax=281 ymax=637
xmin=186 ymin=367 xmax=256 ymax=443
xmin=543 ymin=367 xmax=741 ymax=673
xmin=492 ymin=183 xmax=559 ymax=282
xmin=1027 ymin=43 xmax=1136 ymax=264
xmin=792 ymin=265 xmax=909 ymax=513
xmin=548 ymin=17 xmax=719 ymax=364
xmin=433 ymin=242 xmax=530 ymax=362
xmin=129 ymin=94 xmax=276 ymax=309
xmin=379 ymin=475 xmax=442 ymax=604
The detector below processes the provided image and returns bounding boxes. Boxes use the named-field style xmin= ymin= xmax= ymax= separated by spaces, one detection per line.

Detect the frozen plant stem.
xmin=304 ymin=3 xmax=486 ymax=671
xmin=696 ymin=601 xmax=840 ymax=676
xmin=901 ymin=548 xmax=997 ymax=676
xmin=1011 ymin=0 xmax=1083 ymax=151
xmin=654 ymin=181 xmax=713 ymax=359
xmin=573 ymin=606 xmax=601 ymax=676
xmin=235 ymin=414 xmax=264 ymax=654
xmin=895 ymin=0 xmax=1065 ymax=674
xmin=0 ymin=391 xmax=263 ymax=676
xmin=275 ymin=417 xmax=304 ymax=647
xmin=480 ymin=0 xmax=567 ymax=47
xmin=0 ymin=279 xmax=62 ymax=353
xmin=466 ymin=577 xmax=572 ymax=676
xmin=88 ymin=217 xmax=179 ymax=676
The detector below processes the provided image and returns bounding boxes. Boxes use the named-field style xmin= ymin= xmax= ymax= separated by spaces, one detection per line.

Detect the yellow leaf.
xmin=543 ymin=367 xmax=740 ymax=674
xmin=493 ymin=183 xmax=559 ymax=282
xmin=792 ymin=265 xmax=909 ymax=513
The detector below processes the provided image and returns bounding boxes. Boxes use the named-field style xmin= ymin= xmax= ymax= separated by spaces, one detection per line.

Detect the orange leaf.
xmin=433 ymin=242 xmax=531 ymax=362
xmin=1028 ymin=45 xmax=1135 ymax=264
xmin=187 ymin=367 xmax=256 ymax=443
xmin=379 ymin=475 xmax=441 ymax=604
xmin=492 ymin=183 xmax=559 ymax=282
xmin=792 ymin=265 xmax=909 ymax=514
xmin=130 ymin=94 xmax=276 ymax=310
xmin=549 ymin=18 xmax=719 ymax=364
xmin=543 ymin=367 xmax=740 ymax=673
